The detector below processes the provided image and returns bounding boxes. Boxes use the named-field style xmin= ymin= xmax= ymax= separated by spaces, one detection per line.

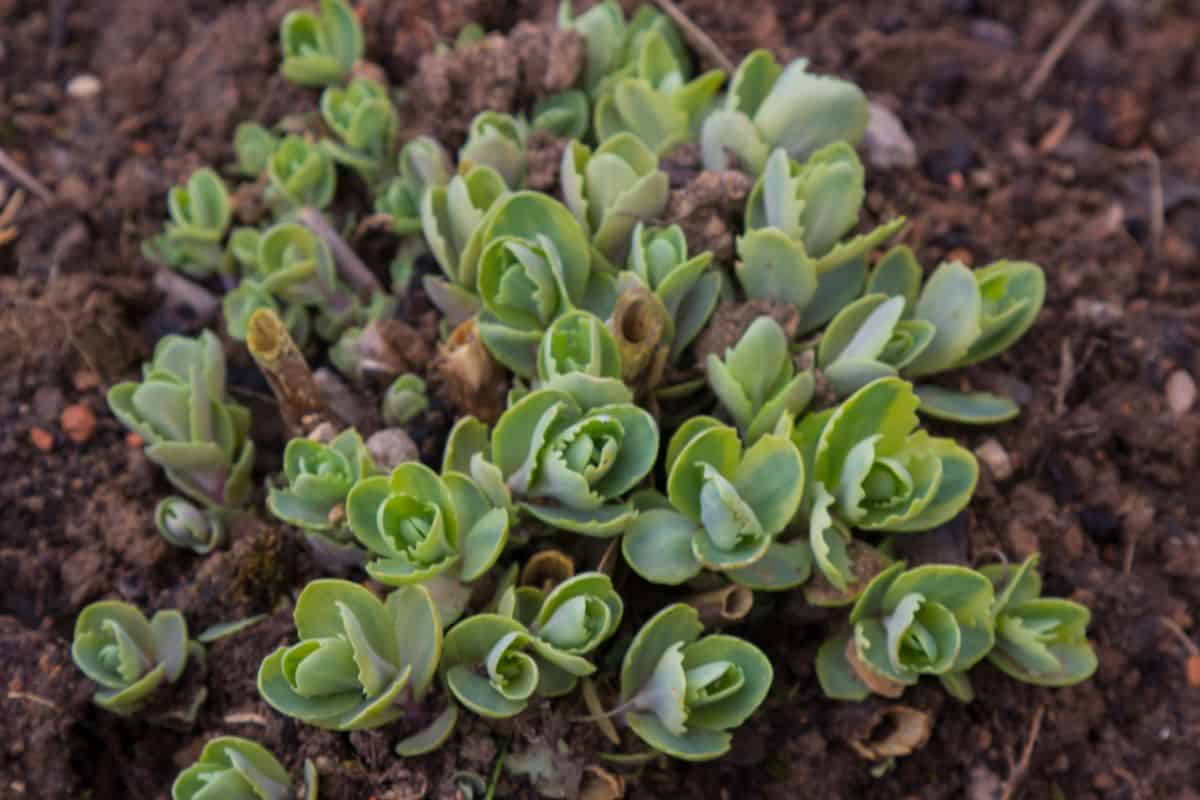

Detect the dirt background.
xmin=2 ymin=0 xmax=1200 ymax=798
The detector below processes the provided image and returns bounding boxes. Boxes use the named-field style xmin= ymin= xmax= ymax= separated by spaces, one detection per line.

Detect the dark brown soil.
xmin=3 ymin=1 xmax=1200 ymax=798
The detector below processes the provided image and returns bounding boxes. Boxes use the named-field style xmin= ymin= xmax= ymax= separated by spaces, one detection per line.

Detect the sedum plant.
xmin=155 ymin=496 xmax=225 ymax=554
xmin=616 ymin=604 xmax=771 ymax=760
xmin=144 ymin=168 xmax=232 ymax=278
xmin=558 ymin=0 xmax=627 ymax=95
xmin=233 ymin=122 xmax=278 ymax=177
xmin=258 ymin=580 xmax=442 ymax=730
xmin=172 ymin=736 xmax=318 ymax=800
xmin=534 ymin=309 xmax=630 ymax=408
xmin=320 ymin=78 xmax=398 ymax=186
xmin=441 ymin=613 xmax=541 ymax=718
xmin=794 ymin=378 xmax=976 ymax=594
xmin=533 ymin=90 xmax=590 ymax=139
xmin=72 ymin=600 xmax=189 ymax=716
xmin=705 ymin=317 xmax=814 ymax=443
xmin=268 ymin=429 xmax=376 ymax=562
xmin=459 ymin=112 xmax=528 ymax=189
xmin=377 ymin=136 xmax=451 ymax=236
xmin=491 ymin=385 xmax=658 ymax=536
xmin=820 ymin=247 xmax=1046 ymax=422
xmin=981 ymin=555 xmax=1097 ymax=687
xmin=279 ymin=0 xmax=363 ymax=87
xmin=701 ymin=49 xmax=868 ymax=174
xmin=108 ymin=330 xmax=255 ymax=513
xmin=816 ymin=563 xmax=994 ymax=702
xmin=382 ymin=374 xmax=429 ymax=427
xmin=268 ymin=135 xmax=338 ymax=211
xmin=562 ymin=132 xmax=669 ymax=269
xmin=622 ymin=418 xmax=806 ymax=589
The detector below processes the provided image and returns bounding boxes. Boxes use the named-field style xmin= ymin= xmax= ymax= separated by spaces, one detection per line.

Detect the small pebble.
xmin=61 ymin=403 xmax=97 ymax=444
xmin=864 ymin=101 xmax=917 ymax=169
xmin=1165 ymin=369 xmax=1196 ymax=415
xmin=1187 ymin=654 xmax=1200 ymax=689
xmin=366 ymin=429 xmax=419 ymax=470
xmin=126 ymin=432 xmax=145 ymax=449
xmin=67 ymin=74 xmax=102 ymax=100
xmin=29 ymin=427 xmax=54 ymax=452
xmin=974 ymin=438 xmax=1013 ymax=481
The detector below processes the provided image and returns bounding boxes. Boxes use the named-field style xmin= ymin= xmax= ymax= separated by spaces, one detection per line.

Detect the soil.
xmin=2 ymin=0 xmax=1200 ymax=798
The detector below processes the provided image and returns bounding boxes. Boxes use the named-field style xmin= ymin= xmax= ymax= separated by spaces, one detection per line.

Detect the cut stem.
xmin=684 ymin=583 xmax=754 ymax=626
xmin=247 ymin=308 xmax=339 ymax=438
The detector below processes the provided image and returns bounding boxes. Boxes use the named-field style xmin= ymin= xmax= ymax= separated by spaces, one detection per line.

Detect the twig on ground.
xmin=297 ymin=206 xmax=382 ymax=295
xmin=1054 ymin=337 xmax=1074 ymax=416
xmin=651 ymin=0 xmax=734 ymax=73
xmin=0 ymin=146 xmax=53 ymax=203
xmin=1000 ymin=704 xmax=1046 ymax=800
xmin=154 ymin=269 xmax=220 ymax=320
xmin=1158 ymin=616 xmax=1200 ymax=656
xmin=1021 ymin=0 xmax=1105 ymax=101
xmin=247 ymin=308 xmax=340 ymax=438
xmin=6 ymin=691 xmax=62 ymax=712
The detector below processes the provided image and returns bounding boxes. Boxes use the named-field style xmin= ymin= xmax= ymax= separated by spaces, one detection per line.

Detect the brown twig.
xmin=6 ymin=690 xmax=62 ymax=712
xmin=154 ymin=269 xmax=220 ymax=320
xmin=1054 ymin=337 xmax=1074 ymax=417
xmin=297 ymin=206 xmax=382 ymax=295
xmin=1000 ymin=704 xmax=1046 ymax=800
xmin=651 ymin=0 xmax=734 ymax=73
xmin=0 ymin=146 xmax=53 ymax=203
xmin=1137 ymin=148 xmax=1164 ymax=259
xmin=246 ymin=308 xmax=339 ymax=438
xmin=1158 ymin=616 xmax=1200 ymax=657
xmin=1021 ymin=0 xmax=1105 ymax=101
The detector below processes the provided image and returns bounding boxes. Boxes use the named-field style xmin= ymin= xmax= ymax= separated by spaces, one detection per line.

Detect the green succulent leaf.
xmin=395 ymin=704 xmax=460 ymax=756
xmin=735 ymin=228 xmax=818 ymax=312
xmin=156 ymin=496 xmax=225 ymax=554
xmin=533 ymin=90 xmax=591 ymax=139
xmin=234 ymin=123 xmax=278 ymax=177
xmin=268 ymin=136 xmax=337 ymax=210
xmin=320 ymin=78 xmax=397 ymax=184
xmin=622 ymin=509 xmax=703 ymax=585
xmin=956 ymin=260 xmax=1045 ymax=368
xmin=443 ymin=614 xmax=537 ymax=717
xmin=280 ymin=0 xmax=363 ymax=87
xmin=172 ymin=736 xmax=293 ymax=800
xmin=146 ymin=168 xmax=232 ymax=278
xmin=461 ymin=112 xmax=528 ymax=189
xmin=915 ymin=385 xmax=1021 ymax=425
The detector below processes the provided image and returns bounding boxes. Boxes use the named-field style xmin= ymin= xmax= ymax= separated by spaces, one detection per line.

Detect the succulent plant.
xmin=233 ymin=122 xmax=278 ymax=177
xmin=268 ymin=135 xmax=338 ymax=211
xmin=279 ymin=0 xmax=363 ymax=87
xmin=144 ymin=168 xmax=232 ymax=278
xmin=816 ymin=563 xmax=995 ymax=701
xmin=172 ymin=736 xmax=318 ymax=800
xmin=346 ymin=461 xmax=509 ymax=586
xmin=617 ymin=604 xmax=772 ymax=760
xmin=460 ymin=112 xmax=528 ymax=189
xmin=377 ymin=136 xmax=452 ymax=236
xmin=738 ymin=146 xmax=904 ymax=334
xmin=705 ymin=317 xmax=814 ymax=443
xmin=981 ymin=555 xmax=1097 ymax=687
xmin=258 ymin=580 xmax=442 ymax=730
xmin=382 ymin=374 xmax=429 ymax=427
xmin=155 ymin=496 xmax=226 ymax=554
xmin=562 ymin=132 xmax=669 ymax=268
xmin=441 ymin=613 xmax=540 ymax=718
xmin=108 ymin=330 xmax=255 ymax=511
xmin=622 ymin=418 xmax=805 ymax=588
xmin=533 ymin=90 xmax=590 ymax=139
xmin=820 ymin=248 xmax=1046 ymax=421
xmin=223 ymin=278 xmax=314 ymax=347
xmin=558 ymin=0 xmax=627 ymax=95
xmin=72 ymin=600 xmax=189 ymax=715
xmin=320 ymin=78 xmax=398 ymax=185
xmin=701 ymin=49 xmax=868 ymax=174
xmin=267 ymin=429 xmax=376 ymax=559
xmin=794 ymin=378 xmax=977 ymax=594
xmin=492 ymin=385 xmax=658 ymax=536
xmin=535 ymin=310 xmax=631 ymax=408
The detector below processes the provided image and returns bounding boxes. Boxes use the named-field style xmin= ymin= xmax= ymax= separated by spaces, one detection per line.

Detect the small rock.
xmin=1165 ymin=370 xmax=1196 ymax=414
xmin=366 ymin=429 xmax=419 ymax=470
xmin=974 ymin=438 xmax=1012 ymax=481
xmin=864 ymin=101 xmax=917 ymax=169
xmin=125 ymin=432 xmax=144 ymax=449
xmin=32 ymin=385 xmax=64 ymax=422
xmin=66 ymin=74 xmax=102 ymax=100
xmin=29 ymin=427 xmax=54 ymax=452
xmin=61 ymin=403 xmax=97 ymax=444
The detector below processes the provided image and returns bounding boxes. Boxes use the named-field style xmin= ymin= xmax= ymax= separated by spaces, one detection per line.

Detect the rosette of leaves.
xmin=533 ymin=90 xmax=590 ymax=139
xmin=557 ymin=0 xmax=627 ymax=94
xmin=491 ymin=385 xmax=658 ymax=536
xmin=816 ymin=563 xmax=995 ymax=701
xmin=420 ymin=163 xmax=509 ymax=325
xmin=144 ymin=168 xmax=232 ymax=278
xmin=108 ymin=330 xmax=255 ymax=511
xmin=279 ymin=0 xmax=363 ymax=87
xmin=223 ymin=277 xmax=313 ymax=347
xmin=382 ymin=374 xmax=429 ymax=427
xmin=475 ymin=191 xmax=614 ymax=377
xmin=535 ymin=310 xmax=631 ymax=408
xmin=233 ymin=122 xmax=278 ymax=177
xmin=700 ymin=49 xmax=869 ymax=174
xmin=592 ymin=28 xmax=725 ymax=155
xmin=705 ymin=317 xmax=814 ymax=443
xmin=622 ymin=418 xmax=806 ymax=589
xmin=267 ymin=429 xmax=376 ymax=562
xmin=377 ymin=136 xmax=451 ymax=236
xmin=820 ymin=247 xmax=1046 ymax=422
xmin=172 ymin=736 xmax=317 ymax=800
xmin=738 ymin=146 xmax=904 ymax=334
xmin=496 ymin=572 xmax=624 ymax=695
xmin=320 ymin=78 xmax=398 ymax=185
xmin=71 ymin=600 xmax=189 ymax=715
xmin=795 ymin=378 xmax=977 ymax=595
xmin=268 ymin=135 xmax=337 ymax=211
xmin=459 ymin=112 xmax=528 ymax=189
xmin=980 ymin=554 xmax=1097 ymax=687
xmin=155 ymin=496 xmax=226 ymax=554
xmin=562 ymin=132 xmax=669 ymax=268
xmin=258 ymin=580 xmax=442 ymax=730
xmin=346 ymin=461 xmax=509 ymax=586
xmin=441 ymin=613 xmax=540 ymax=718
xmin=616 ymin=604 xmax=772 ymax=760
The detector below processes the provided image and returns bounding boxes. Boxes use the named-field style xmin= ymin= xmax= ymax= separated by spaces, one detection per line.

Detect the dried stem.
xmin=247 ymin=308 xmax=339 ymax=438
xmin=651 ymin=0 xmax=734 ymax=73
xmin=0 ymin=146 xmax=53 ymax=203
xmin=297 ymin=206 xmax=382 ymax=295
xmin=1021 ymin=0 xmax=1105 ymax=101
xmin=685 ymin=583 xmax=754 ymax=626
xmin=1000 ymin=704 xmax=1046 ymax=800
xmin=154 ymin=269 xmax=220 ymax=320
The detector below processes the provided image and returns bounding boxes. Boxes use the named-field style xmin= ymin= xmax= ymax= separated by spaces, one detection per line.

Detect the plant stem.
xmin=247 ymin=308 xmax=339 ymax=438
xmin=297 ymin=206 xmax=382 ymax=295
